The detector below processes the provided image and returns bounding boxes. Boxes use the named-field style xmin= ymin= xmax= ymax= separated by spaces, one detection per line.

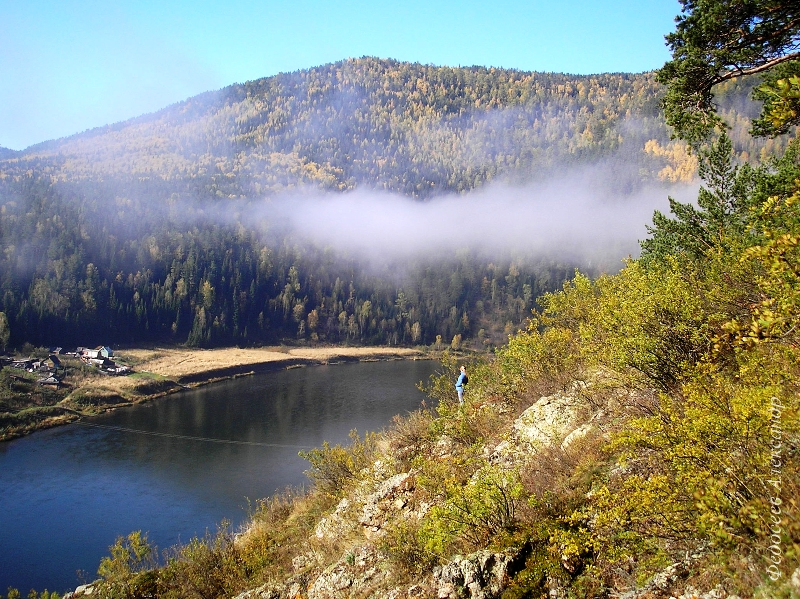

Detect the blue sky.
xmin=0 ymin=0 xmax=680 ymax=151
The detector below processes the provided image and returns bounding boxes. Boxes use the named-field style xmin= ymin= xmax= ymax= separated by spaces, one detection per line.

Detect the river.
xmin=0 ymin=359 xmax=439 ymax=594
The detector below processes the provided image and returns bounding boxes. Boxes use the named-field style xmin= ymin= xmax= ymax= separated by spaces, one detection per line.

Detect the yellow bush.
xmin=300 ymin=429 xmax=379 ymax=497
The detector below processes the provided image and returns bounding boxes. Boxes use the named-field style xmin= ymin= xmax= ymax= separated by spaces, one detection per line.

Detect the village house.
xmin=75 ymin=345 xmax=130 ymax=375
xmin=82 ymin=346 xmax=113 ymax=360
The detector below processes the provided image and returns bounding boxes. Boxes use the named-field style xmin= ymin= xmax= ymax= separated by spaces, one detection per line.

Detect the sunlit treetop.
xmin=658 ymin=0 xmax=800 ymax=143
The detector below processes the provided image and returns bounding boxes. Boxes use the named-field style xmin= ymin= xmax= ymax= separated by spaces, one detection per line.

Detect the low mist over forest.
xmin=0 ymin=58 xmax=779 ymax=349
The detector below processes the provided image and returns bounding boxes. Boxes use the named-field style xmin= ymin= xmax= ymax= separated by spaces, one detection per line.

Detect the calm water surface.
xmin=0 ymin=359 xmax=439 ymax=594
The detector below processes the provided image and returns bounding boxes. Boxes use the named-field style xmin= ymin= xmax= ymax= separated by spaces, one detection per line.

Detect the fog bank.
xmin=260 ymin=168 xmax=698 ymax=270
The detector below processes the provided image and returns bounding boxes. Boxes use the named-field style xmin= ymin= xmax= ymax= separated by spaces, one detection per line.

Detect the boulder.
xmin=490 ymin=385 xmax=587 ymax=466
xmin=307 ymin=544 xmax=385 ymax=599
xmin=433 ymin=550 xmax=514 ymax=599
xmin=315 ymin=497 xmax=354 ymax=540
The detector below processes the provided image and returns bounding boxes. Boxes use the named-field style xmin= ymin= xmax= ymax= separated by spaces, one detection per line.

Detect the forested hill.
xmin=0 ymin=147 xmax=19 ymax=160
xmin=2 ymin=57 xmax=782 ymax=197
xmin=0 ymin=59 xmax=785 ymax=351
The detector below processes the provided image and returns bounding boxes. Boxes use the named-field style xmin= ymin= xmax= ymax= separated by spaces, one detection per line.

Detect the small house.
xmin=86 ymin=346 xmax=113 ymax=360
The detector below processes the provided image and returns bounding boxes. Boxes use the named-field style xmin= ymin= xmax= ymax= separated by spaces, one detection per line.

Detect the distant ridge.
xmin=0 ymin=57 xmax=775 ymax=199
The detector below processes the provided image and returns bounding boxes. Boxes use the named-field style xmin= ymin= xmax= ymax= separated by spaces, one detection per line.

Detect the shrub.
xmin=160 ymin=523 xmax=250 ymax=599
xmin=386 ymin=407 xmax=436 ymax=471
xmin=0 ymin=590 xmax=61 ymax=599
xmin=95 ymin=531 xmax=159 ymax=599
xmin=379 ymin=517 xmax=438 ymax=577
xmin=421 ymin=463 xmax=526 ymax=553
xmin=563 ymin=367 xmax=799 ymax=588
xmin=300 ymin=429 xmax=379 ymax=497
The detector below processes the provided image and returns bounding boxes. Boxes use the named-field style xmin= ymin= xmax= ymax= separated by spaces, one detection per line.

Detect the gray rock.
xmin=315 ymin=497 xmax=354 ymax=540
xmin=232 ymin=573 xmax=311 ymax=599
xmin=307 ymin=544 xmax=386 ymax=599
xmin=232 ymin=584 xmax=282 ymax=599
xmin=546 ymin=575 xmax=567 ymax=599
xmin=433 ymin=550 xmax=513 ymax=599
xmin=359 ymin=472 xmax=414 ymax=537
xmin=62 ymin=583 xmax=95 ymax=599
xmin=490 ymin=384 xmax=590 ymax=466
xmin=673 ymin=585 xmax=729 ymax=599
xmin=650 ymin=561 xmax=687 ymax=590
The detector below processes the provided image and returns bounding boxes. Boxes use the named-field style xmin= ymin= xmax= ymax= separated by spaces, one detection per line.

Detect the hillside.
xmin=0 ymin=147 xmax=18 ymax=160
xmin=3 ymin=58 xmax=781 ymax=197
xmin=0 ymin=58 xmax=723 ymax=352
xmin=0 ymin=58 xmax=793 ymax=355
xmin=43 ymin=131 xmax=800 ymax=599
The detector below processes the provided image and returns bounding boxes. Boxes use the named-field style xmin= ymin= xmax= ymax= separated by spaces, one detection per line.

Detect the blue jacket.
xmin=455 ymin=372 xmax=467 ymax=389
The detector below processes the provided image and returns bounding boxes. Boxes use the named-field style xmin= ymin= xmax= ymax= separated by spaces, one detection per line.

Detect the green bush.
xmin=300 ymin=429 xmax=379 ymax=497
xmin=95 ymin=531 xmax=159 ymax=599
xmin=0 ymin=590 xmax=61 ymax=599
xmin=379 ymin=517 xmax=439 ymax=577
xmin=419 ymin=461 xmax=526 ymax=555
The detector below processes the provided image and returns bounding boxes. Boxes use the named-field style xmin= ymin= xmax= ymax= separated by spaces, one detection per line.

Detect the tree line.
xmin=0 ymin=176 xmax=576 ymax=350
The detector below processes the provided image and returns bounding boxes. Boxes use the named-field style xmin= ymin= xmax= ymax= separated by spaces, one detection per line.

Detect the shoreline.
xmin=0 ymin=346 xmax=431 ymax=442
xmin=122 ymin=345 xmax=427 ymax=384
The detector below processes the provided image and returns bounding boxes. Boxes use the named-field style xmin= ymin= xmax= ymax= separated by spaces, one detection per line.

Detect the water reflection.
xmin=0 ymin=359 xmax=438 ymax=594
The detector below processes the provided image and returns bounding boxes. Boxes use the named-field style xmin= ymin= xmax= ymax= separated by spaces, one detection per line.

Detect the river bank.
xmin=121 ymin=346 xmax=426 ymax=383
xmin=0 ymin=346 xmax=429 ymax=441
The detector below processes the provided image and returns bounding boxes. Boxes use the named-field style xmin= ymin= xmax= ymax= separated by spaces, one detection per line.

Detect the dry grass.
xmin=118 ymin=346 xmax=422 ymax=381
xmin=73 ymin=375 xmax=142 ymax=393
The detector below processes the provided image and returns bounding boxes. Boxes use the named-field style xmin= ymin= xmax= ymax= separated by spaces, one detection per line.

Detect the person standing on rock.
xmin=455 ymin=365 xmax=468 ymax=404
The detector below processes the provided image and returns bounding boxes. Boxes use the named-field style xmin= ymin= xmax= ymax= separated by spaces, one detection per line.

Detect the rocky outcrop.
xmin=489 ymin=382 xmax=594 ymax=468
xmin=313 ymin=470 xmax=423 ymax=545
xmin=233 ymin=578 xmax=306 ymax=599
xmin=63 ymin=583 xmax=96 ymax=598
xmin=358 ymin=472 xmax=417 ymax=538
xmin=432 ymin=550 xmax=516 ymax=599
xmin=233 ymin=544 xmax=388 ymax=599
xmin=181 ymin=560 xmax=800 ymax=599
xmin=307 ymin=544 xmax=386 ymax=599
xmin=314 ymin=497 xmax=357 ymax=541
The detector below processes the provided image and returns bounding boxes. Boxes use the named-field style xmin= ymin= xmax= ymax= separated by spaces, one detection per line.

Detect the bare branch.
xmin=714 ymin=51 xmax=800 ymax=85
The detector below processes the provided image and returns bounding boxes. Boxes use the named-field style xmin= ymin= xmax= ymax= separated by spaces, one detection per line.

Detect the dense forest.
xmin=2 ymin=59 xmax=790 ymax=195
xmin=0 ymin=174 xmax=573 ymax=349
xmin=0 ymin=58 xmax=788 ymax=350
